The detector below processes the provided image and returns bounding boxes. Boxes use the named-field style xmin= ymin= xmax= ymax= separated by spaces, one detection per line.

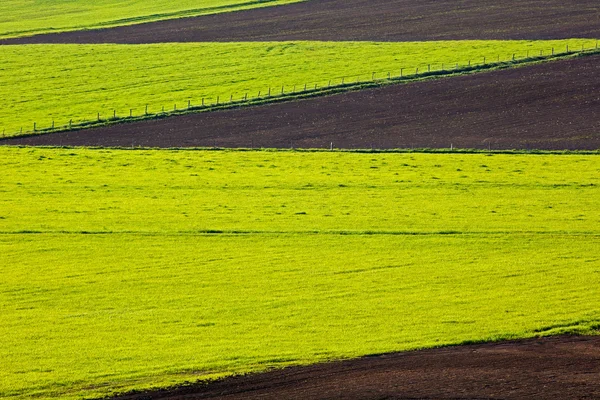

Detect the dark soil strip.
xmin=112 ymin=335 xmax=600 ymax=400
xmin=2 ymin=0 xmax=599 ymax=44
xmin=5 ymin=55 xmax=599 ymax=150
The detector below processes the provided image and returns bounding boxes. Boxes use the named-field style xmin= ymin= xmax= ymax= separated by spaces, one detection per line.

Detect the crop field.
xmin=0 ymin=39 xmax=596 ymax=137
xmin=2 ymin=0 xmax=600 ymax=398
xmin=8 ymin=53 xmax=598 ymax=151
xmin=0 ymin=0 xmax=301 ymax=39
xmin=1 ymin=147 xmax=599 ymax=399
xmin=3 ymin=0 xmax=598 ymax=44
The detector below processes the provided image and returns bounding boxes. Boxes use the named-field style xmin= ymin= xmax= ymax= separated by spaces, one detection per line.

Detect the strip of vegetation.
xmin=1 ymin=148 xmax=599 ymax=399
xmin=1 ymin=39 xmax=597 ymax=138
xmin=0 ymin=0 xmax=303 ymax=39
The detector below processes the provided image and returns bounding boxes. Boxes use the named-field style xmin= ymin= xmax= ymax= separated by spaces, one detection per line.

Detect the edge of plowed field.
xmin=107 ymin=334 xmax=600 ymax=400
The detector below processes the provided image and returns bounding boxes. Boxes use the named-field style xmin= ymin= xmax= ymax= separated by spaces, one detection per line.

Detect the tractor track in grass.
xmin=4 ymin=54 xmax=599 ymax=150
xmin=1 ymin=0 xmax=599 ymax=44
xmin=112 ymin=335 xmax=600 ymax=400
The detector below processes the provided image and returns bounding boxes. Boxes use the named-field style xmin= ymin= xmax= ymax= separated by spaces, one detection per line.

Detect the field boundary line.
xmin=3 ymin=144 xmax=599 ymax=155
xmin=1 ymin=230 xmax=598 ymax=236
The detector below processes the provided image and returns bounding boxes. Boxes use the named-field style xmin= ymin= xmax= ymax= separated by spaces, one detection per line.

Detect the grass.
xmin=0 ymin=39 xmax=597 ymax=137
xmin=0 ymin=0 xmax=302 ymax=39
xmin=1 ymin=147 xmax=599 ymax=399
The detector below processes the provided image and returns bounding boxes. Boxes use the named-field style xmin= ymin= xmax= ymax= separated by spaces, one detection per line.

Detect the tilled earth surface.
xmin=1 ymin=0 xmax=599 ymax=44
xmin=113 ymin=335 xmax=600 ymax=400
xmin=5 ymin=55 xmax=599 ymax=150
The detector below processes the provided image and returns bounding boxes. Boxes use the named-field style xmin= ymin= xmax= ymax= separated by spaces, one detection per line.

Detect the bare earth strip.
xmin=5 ymin=55 xmax=599 ymax=150
xmin=112 ymin=335 xmax=600 ymax=400
xmin=1 ymin=0 xmax=599 ymax=44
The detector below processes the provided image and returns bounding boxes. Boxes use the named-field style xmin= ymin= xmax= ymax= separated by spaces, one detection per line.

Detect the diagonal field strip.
xmin=1 ymin=147 xmax=599 ymax=399
xmin=1 ymin=0 xmax=598 ymax=44
xmin=0 ymin=0 xmax=303 ymax=40
xmin=5 ymin=51 xmax=599 ymax=151
xmin=0 ymin=40 xmax=597 ymax=138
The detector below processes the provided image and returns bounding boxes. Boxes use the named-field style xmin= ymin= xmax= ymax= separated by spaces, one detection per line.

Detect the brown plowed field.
xmin=112 ymin=335 xmax=600 ymax=400
xmin=5 ymin=55 xmax=599 ymax=150
xmin=2 ymin=0 xmax=599 ymax=44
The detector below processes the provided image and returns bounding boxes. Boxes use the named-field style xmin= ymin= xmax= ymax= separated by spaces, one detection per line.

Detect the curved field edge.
xmin=108 ymin=335 xmax=600 ymax=400
xmin=1 ymin=40 xmax=597 ymax=139
xmin=1 ymin=148 xmax=599 ymax=399
xmin=0 ymin=0 xmax=304 ymax=40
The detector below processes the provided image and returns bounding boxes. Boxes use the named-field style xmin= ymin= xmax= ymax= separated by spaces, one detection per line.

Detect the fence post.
xmin=268 ymin=87 xmax=271 ymax=97
xmin=342 ymin=77 xmax=345 ymax=84
xmin=130 ymin=109 xmax=133 ymax=117
xmin=230 ymin=94 xmax=233 ymax=102
xmin=216 ymin=96 xmax=219 ymax=105
xmin=372 ymin=72 xmax=375 ymax=80
xmin=145 ymin=104 xmax=148 ymax=115
xmin=174 ymin=103 xmax=177 ymax=111
xmin=245 ymin=93 xmax=248 ymax=100
xmin=566 ymin=44 xmax=569 ymax=53
xmin=304 ymin=83 xmax=307 ymax=91
xmin=281 ymin=85 xmax=284 ymax=94
xmin=188 ymin=100 xmax=191 ymax=109
xmin=512 ymin=54 xmax=515 ymax=61
xmin=483 ymin=56 xmax=486 ymax=64
xmin=387 ymin=72 xmax=390 ymax=79
xmin=428 ymin=64 xmax=430 ymax=72
xmin=257 ymin=91 xmax=261 ymax=98
xmin=400 ymin=68 xmax=404 ymax=77
xmin=552 ymin=47 xmax=554 ymax=55
xmin=113 ymin=110 xmax=116 ymax=119
xmin=416 ymin=67 xmax=419 ymax=74
xmin=97 ymin=112 xmax=100 ymax=121
xmin=51 ymin=121 xmax=54 ymax=129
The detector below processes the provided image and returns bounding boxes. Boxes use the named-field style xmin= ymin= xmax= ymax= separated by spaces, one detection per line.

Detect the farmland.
xmin=0 ymin=0 xmax=302 ymax=40
xmin=2 ymin=0 xmax=600 ymax=398
xmin=0 ymin=39 xmax=596 ymax=138
xmin=2 ymin=0 xmax=599 ymax=44
xmin=8 ymin=53 xmax=599 ymax=150
xmin=1 ymin=147 xmax=599 ymax=399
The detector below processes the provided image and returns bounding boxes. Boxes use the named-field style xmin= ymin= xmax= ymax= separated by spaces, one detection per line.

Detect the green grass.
xmin=0 ymin=0 xmax=302 ymax=39
xmin=1 ymin=147 xmax=599 ymax=399
xmin=1 ymin=39 xmax=597 ymax=137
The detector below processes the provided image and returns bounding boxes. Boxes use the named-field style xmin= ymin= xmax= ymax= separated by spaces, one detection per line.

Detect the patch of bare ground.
xmin=4 ymin=55 xmax=599 ymax=150
xmin=111 ymin=335 xmax=600 ymax=400
xmin=1 ymin=0 xmax=599 ymax=44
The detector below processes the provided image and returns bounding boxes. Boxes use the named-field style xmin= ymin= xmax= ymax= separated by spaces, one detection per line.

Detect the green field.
xmin=0 ymin=0 xmax=302 ymax=39
xmin=1 ymin=39 xmax=596 ymax=137
xmin=1 ymin=147 xmax=599 ymax=399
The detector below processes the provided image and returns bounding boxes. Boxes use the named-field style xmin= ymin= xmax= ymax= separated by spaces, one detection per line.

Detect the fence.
xmin=2 ymin=42 xmax=599 ymax=139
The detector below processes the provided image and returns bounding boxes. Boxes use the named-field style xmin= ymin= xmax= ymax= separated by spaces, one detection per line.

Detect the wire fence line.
xmin=2 ymin=43 xmax=599 ymax=139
